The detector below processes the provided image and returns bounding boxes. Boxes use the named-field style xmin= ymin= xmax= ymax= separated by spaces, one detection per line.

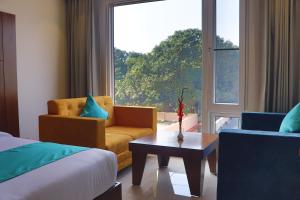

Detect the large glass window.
xmin=113 ymin=0 xmax=203 ymax=132
xmin=107 ymin=0 xmax=244 ymax=133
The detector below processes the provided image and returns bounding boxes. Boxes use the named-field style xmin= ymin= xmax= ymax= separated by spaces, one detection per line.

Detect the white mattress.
xmin=0 ymin=134 xmax=118 ymax=200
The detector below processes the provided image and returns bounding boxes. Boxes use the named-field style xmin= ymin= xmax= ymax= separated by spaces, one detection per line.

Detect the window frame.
xmin=202 ymin=0 xmax=246 ymax=133
xmin=101 ymin=0 xmax=246 ymax=133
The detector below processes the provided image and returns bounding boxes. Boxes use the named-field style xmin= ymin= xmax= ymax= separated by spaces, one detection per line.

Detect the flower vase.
xmin=177 ymin=119 xmax=184 ymax=141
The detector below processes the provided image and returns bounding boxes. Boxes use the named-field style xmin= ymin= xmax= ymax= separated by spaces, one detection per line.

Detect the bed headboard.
xmin=0 ymin=11 xmax=19 ymax=137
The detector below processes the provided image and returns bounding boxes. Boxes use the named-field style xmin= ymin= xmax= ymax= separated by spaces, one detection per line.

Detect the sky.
xmin=114 ymin=0 xmax=239 ymax=54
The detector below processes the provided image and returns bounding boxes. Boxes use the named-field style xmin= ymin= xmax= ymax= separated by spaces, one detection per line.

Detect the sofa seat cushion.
xmin=105 ymin=133 xmax=132 ymax=154
xmin=106 ymin=126 xmax=153 ymax=139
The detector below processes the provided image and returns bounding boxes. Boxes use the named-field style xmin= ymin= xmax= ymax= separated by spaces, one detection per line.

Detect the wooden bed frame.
xmin=94 ymin=182 xmax=122 ymax=200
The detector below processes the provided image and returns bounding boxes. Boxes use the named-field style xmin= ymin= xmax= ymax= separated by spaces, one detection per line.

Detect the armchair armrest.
xmin=39 ymin=115 xmax=106 ymax=148
xmin=218 ymin=129 xmax=300 ymax=200
xmin=114 ymin=106 xmax=157 ymax=132
xmin=241 ymin=112 xmax=286 ymax=131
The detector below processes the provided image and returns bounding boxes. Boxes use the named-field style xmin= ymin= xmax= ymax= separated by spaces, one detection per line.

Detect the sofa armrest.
xmin=114 ymin=106 xmax=157 ymax=132
xmin=241 ymin=112 xmax=286 ymax=131
xmin=39 ymin=115 xmax=106 ymax=148
xmin=217 ymin=129 xmax=300 ymax=200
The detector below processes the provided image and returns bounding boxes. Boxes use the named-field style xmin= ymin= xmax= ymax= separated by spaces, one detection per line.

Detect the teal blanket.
xmin=0 ymin=142 xmax=89 ymax=183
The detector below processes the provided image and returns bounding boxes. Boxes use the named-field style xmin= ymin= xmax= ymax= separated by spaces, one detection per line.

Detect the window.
xmin=113 ymin=0 xmax=203 ymax=132
xmin=213 ymin=115 xmax=240 ymax=133
xmin=101 ymin=0 xmax=245 ymax=133
xmin=202 ymin=0 xmax=245 ymax=132
xmin=214 ymin=0 xmax=240 ymax=104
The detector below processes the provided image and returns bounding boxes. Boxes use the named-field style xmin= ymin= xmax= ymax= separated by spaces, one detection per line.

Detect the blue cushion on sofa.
xmin=80 ymin=95 xmax=108 ymax=119
xmin=279 ymin=103 xmax=300 ymax=133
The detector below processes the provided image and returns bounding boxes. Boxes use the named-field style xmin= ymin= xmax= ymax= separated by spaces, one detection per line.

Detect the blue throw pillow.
xmin=279 ymin=103 xmax=300 ymax=133
xmin=80 ymin=95 xmax=109 ymax=120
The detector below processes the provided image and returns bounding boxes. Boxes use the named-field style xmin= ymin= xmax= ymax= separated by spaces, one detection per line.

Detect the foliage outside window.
xmin=114 ymin=28 xmax=237 ymax=113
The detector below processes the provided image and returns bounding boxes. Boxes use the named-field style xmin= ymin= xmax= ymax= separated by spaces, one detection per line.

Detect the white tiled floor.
xmin=117 ymin=155 xmax=217 ymax=200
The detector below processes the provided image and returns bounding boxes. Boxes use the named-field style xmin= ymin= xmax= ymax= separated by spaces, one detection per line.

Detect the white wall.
xmin=0 ymin=0 xmax=67 ymax=139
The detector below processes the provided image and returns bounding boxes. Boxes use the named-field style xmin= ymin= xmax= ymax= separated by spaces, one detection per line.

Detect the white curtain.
xmin=245 ymin=0 xmax=300 ymax=113
xmin=66 ymin=0 xmax=104 ymax=97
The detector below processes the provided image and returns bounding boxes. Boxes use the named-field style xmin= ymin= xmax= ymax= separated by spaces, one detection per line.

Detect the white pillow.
xmin=0 ymin=131 xmax=13 ymax=137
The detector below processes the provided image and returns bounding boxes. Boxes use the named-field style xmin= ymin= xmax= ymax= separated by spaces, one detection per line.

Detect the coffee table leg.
xmin=207 ymin=149 xmax=217 ymax=175
xmin=132 ymin=150 xmax=147 ymax=185
xmin=183 ymin=156 xmax=205 ymax=197
xmin=157 ymin=155 xmax=170 ymax=168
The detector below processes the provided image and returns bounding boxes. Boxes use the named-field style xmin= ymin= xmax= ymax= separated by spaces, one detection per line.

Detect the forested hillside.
xmin=114 ymin=29 xmax=238 ymax=113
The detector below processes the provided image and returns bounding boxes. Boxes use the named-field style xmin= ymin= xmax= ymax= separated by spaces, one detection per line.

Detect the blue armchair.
xmin=217 ymin=112 xmax=300 ymax=200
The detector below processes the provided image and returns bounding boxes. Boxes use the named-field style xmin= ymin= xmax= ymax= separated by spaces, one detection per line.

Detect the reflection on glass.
xmin=215 ymin=116 xmax=239 ymax=133
xmin=214 ymin=49 xmax=239 ymax=104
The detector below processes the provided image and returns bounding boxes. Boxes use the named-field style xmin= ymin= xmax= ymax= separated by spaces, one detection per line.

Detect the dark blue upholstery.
xmin=241 ymin=112 xmax=286 ymax=131
xmin=217 ymin=112 xmax=300 ymax=200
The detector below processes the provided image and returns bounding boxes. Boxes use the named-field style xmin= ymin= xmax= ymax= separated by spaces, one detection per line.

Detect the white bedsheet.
xmin=0 ymin=135 xmax=117 ymax=200
xmin=0 ymin=131 xmax=12 ymax=138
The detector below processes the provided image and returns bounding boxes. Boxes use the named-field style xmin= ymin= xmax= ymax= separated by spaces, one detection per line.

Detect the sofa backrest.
xmin=47 ymin=96 xmax=115 ymax=127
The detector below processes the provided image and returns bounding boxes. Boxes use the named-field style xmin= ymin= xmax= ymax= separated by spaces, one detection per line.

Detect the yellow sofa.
xmin=39 ymin=96 xmax=157 ymax=171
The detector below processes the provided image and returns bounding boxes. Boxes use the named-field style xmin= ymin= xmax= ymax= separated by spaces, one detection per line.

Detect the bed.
xmin=0 ymin=11 xmax=121 ymax=200
xmin=0 ymin=132 xmax=121 ymax=200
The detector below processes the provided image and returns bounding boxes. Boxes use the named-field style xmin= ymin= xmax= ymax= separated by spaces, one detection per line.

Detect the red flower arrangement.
xmin=177 ymin=88 xmax=187 ymax=141
xmin=177 ymin=90 xmax=185 ymax=121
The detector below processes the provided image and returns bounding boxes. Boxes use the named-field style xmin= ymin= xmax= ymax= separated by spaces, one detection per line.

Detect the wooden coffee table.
xmin=129 ymin=130 xmax=218 ymax=197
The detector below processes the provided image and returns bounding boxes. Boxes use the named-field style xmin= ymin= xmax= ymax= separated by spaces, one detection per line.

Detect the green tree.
xmin=114 ymin=28 xmax=237 ymax=112
xmin=114 ymin=49 xmax=129 ymax=80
